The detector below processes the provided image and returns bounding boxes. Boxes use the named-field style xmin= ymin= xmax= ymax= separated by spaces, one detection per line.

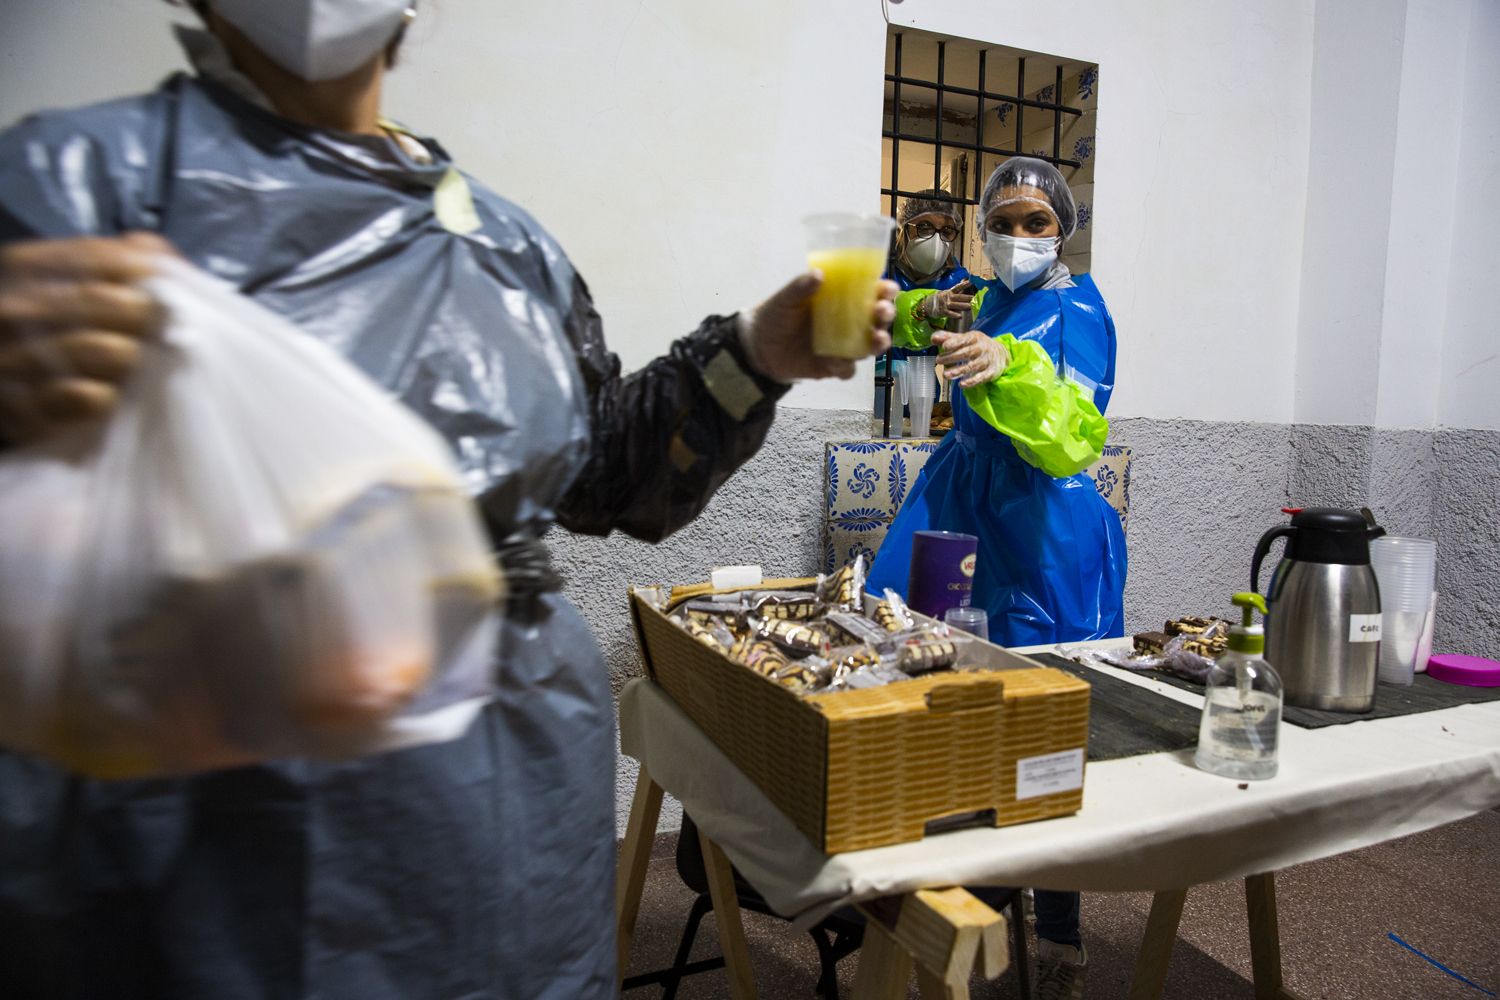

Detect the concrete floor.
xmin=619 ymin=807 xmax=1500 ymax=999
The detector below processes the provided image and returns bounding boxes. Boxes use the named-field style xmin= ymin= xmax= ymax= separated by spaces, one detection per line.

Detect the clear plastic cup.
xmin=1414 ymin=592 xmax=1438 ymax=673
xmin=803 ymin=213 xmax=896 ymax=358
xmin=907 ymin=354 xmax=937 ymax=438
xmin=1370 ymin=537 xmax=1436 ymax=685
xmin=944 ymin=605 xmax=989 ymax=641
xmin=892 ymin=359 xmax=909 ymax=437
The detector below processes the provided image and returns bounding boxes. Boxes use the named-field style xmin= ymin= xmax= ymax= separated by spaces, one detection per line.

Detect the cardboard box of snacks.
xmin=629 ymin=576 xmax=1090 ymax=854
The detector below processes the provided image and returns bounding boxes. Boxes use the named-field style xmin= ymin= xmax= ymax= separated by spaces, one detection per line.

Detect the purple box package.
xmin=907 ymin=530 xmax=978 ymax=619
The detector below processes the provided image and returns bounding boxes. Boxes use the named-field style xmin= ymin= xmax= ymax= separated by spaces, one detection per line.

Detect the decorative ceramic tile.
xmin=889 ymin=440 xmax=941 ymax=513
xmin=1069 ymin=182 xmax=1095 ymax=254
xmin=824 ymin=519 xmax=892 ymax=575
xmin=1065 ymin=110 xmax=1098 ymax=186
xmin=1070 ymin=66 xmax=1100 ymax=111
xmin=1089 ymin=444 xmax=1132 ymax=533
xmin=826 ymin=440 xmax=897 ymax=519
xmin=828 ymin=440 xmax=943 ymax=520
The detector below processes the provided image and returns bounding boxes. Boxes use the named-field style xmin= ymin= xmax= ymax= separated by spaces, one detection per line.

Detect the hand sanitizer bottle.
xmin=1195 ymin=592 xmax=1283 ymax=780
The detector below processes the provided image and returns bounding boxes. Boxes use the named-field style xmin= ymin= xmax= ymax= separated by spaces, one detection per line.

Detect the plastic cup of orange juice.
xmin=803 ymin=212 xmax=896 ymax=358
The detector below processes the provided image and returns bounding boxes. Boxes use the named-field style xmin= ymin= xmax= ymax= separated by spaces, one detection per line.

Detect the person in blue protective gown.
xmin=876 ymin=189 xmax=975 ymax=427
xmin=866 ymin=157 xmax=1124 ymax=999
xmin=0 ymin=4 xmax=895 ymax=999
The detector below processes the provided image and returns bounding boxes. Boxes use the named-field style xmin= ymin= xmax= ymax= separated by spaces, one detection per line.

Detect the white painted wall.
xmin=1438 ymin=0 xmax=1500 ymax=432
xmin=0 ymin=0 xmax=181 ymax=116
xmin=0 ymin=0 xmax=1318 ymax=423
xmin=1372 ymin=0 xmax=1468 ymax=432
xmin=881 ymin=1 xmax=1315 ymax=425
xmin=1292 ymin=0 xmax=1407 ymax=427
xmin=1 ymin=0 xmax=1490 ymax=431
xmin=1297 ymin=0 xmax=1500 ymax=433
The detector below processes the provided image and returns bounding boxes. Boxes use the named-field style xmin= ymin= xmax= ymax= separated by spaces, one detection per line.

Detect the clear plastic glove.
xmin=921 ymin=279 xmax=976 ymax=322
xmin=0 ymin=234 xmax=171 ymax=444
xmin=740 ymin=273 xmax=897 ymax=381
xmin=932 ymin=330 xmax=1009 ymax=388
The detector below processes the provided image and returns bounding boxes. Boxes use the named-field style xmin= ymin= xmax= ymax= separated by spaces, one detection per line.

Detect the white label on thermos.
xmin=1349 ymin=614 xmax=1383 ymax=642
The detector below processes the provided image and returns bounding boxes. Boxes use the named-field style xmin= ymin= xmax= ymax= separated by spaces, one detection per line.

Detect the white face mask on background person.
xmin=902 ymin=233 xmax=951 ymax=277
xmin=985 ymin=233 xmax=1059 ymax=292
xmin=212 ymin=0 xmax=414 ymax=82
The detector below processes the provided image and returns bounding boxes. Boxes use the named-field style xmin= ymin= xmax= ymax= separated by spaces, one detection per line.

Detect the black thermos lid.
xmin=1287 ymin=507 xmax=1380 ymax=565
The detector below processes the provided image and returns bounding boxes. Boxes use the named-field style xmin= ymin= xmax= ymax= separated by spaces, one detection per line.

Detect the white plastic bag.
xmin=0 ymin=259 xmax=503 ymax=778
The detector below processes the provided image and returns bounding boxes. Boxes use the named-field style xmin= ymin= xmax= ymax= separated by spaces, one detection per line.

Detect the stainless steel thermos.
xmin=1251 ymin=508 xmax=1385 ymax=712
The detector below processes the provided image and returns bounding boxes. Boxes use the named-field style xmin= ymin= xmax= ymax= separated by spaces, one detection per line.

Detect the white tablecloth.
xmin=618 ymin=641 xmax=1500 ymax=928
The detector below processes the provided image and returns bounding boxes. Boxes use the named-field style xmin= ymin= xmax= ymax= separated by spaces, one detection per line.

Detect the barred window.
xmin=881 ymin=27 xmax=1099 ymax=277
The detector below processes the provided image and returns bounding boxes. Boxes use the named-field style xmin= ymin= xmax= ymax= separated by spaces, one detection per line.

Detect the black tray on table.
xmin=1041 ymin=650 xmax=1500 ymax=729
xmin=1025 ymin=652 xmax=1202 ymax=762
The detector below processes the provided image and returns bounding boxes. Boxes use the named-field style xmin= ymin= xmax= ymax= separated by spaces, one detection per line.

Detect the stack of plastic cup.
xmin=907 ymin=354 xmax=937 ymax=438
xmin=1369 ymin=536 xmax=1437 ymax=686
xmin=890 ymin=359 xmax=908 ymax=437
xmin=944 ymin=606 xmax=989 ymax=641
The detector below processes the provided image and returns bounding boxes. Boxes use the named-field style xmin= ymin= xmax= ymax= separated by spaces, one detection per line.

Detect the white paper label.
xmin=1016 ymin=748 xmax=1085 ymax=801
xmin=1349 ymin=613 xmax=1383 ymax=643
xmin=711 ymin=565 xmax=762 ymax=590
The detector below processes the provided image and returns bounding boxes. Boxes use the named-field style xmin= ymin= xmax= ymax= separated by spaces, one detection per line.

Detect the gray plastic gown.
xmin=0 ymin=74 xmax=788 ymax=999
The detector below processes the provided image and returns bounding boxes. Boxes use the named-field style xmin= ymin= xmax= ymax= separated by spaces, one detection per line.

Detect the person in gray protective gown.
xmin=0 ymin=3 xmax=896 ymax=997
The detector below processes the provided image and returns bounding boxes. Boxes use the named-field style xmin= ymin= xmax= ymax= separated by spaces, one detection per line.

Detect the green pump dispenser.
xmin=1228 ymin=592 xmax=1268 ymax=656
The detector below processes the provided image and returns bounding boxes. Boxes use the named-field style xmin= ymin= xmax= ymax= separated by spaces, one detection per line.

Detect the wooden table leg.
xmin=852 ymin=917 xmax=914 ymax=1000
xmin=856 ymin=888 xmax=1006 ymax=1000
xmin=698 ymin=826 xmax=758 ymax=1000
xmin=1246 ymin=872 xmax=1309 ymax=1000
xmin=916 ymin=962 xmax=970 ymax=999
xmin=614 ymin=767 xmax=663 ymax=984
xmin=1126 ymin=888 xmax=1189 ymax=1000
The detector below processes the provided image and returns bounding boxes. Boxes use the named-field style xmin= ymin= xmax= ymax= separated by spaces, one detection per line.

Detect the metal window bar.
xmin=882 ymin=75 xmax=1084 ymax=118
xmin=933 ymin=41 xmax=945 ymax=193
xmin=879 ymin=35 xmax=1086 ymax=436
xmin=1053 ymin=65 xmax=1063 ymax=162
xmin=1015 ymin=57 xmax=1024 ymax=160
xmin=882 ymin=55 xmax=1082 ymax=174
xmin=975 ymin=49 xmax=986 ymax=205
xmin=878 ymin=31 xmax=906 ymax=435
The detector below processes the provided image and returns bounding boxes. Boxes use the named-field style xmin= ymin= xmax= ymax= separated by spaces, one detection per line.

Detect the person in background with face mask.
xmin=888 ymin=189 xmax=974 ymax=334
xmin=0 ymin=2 xmax=895 ymax=998
xmin=867 ymin=157 xmax=1122 ymax=1000
xmin=878 ymin=190 xmax=973 ymax=429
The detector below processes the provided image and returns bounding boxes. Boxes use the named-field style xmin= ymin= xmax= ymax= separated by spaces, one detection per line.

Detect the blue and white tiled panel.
xmin=826 ymin=440 xmax=942 ymax=521
xmin=822 ymin=442 xmax=1133 ymax=573
xmin=1092 ymin=444 xmax=1132 ymax=534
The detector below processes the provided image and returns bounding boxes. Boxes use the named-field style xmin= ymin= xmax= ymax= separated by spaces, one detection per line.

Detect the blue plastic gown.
xmin=866 ymin=273 xmax=1127 ymax=646
xmin=0 ymin=75 xmax=787 ymax=999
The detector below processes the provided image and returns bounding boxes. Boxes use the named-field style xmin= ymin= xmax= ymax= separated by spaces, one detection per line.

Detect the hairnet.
xmin=900 ymin=189 xmax=963 ymax=227
xmin=979 ymin=157 xmax=1077 ymax=242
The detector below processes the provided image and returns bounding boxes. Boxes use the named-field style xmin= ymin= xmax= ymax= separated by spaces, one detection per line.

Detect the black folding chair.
xmin=622 ymin=815 xmax=862 ymax=997
xmin=622 ymin=815 xmax=1032 ymax=999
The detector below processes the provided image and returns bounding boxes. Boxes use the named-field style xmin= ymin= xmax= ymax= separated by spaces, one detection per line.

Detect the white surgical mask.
xmin=985 ymin=233 xmax=1059 ymax=291
xmin=213 ymin=0 xmax=414 ymax=82
xmin=902 ymin=233 xmax=950 ymax=277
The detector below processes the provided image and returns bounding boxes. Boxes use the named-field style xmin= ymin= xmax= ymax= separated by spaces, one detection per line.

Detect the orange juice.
xmin=808 ymin=247 xmax=887 ymax=358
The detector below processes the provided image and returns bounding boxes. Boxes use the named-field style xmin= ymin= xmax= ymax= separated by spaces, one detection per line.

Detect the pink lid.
xmin=1426 ymin=654 xmax=1500 ymax=687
